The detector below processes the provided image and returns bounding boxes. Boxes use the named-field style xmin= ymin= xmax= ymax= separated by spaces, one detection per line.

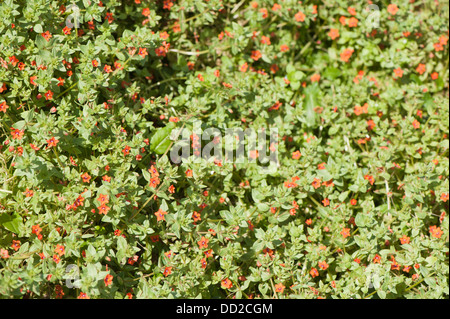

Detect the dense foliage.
xmin=0 ymin=0 xmax=448 ymax=299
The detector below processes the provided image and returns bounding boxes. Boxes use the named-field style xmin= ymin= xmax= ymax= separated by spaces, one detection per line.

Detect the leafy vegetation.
xmin=0 ymin=0 xmax=448 ymax=299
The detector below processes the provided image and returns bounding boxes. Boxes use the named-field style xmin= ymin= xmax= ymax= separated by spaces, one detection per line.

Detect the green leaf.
xmin=257 ymin=203 xmax=269 ymax=212
xmin=323 ymin=67 xmax=341 ymax=80
xmin=34 ymin=24 xmax=43 ymax=33
xmin=290 ymin=81 xmax=300 ymax=90
xmin=409 ymin=74 xmax=422 ymax=85
xmin=338 ymin=191 xmax=349 ymax=202
xmin=150 ymin=122 xmax=176 ymax=155
xmin=0 ymin=213 xmax=22 ymax=235
xmin=294 ymin=71 xmax=305 ymax=81
xmin=303 ymin=83 xmax=320 ymax=128
xmin=116 ymin=236 xmax=128 ymax=263
xmin=434 ymin=77 xmax=444 ymax=92
xmin=377 ymin=290 xmax=386 ymax=299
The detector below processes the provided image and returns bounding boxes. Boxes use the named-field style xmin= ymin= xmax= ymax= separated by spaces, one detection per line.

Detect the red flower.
xmin=81 ymin=172 xmax=91 ymax=183
xmin=200 ymin=258 xmax=207 ymax=269
xmin=97 ymin=194 xmax=109 ymax=205
xmin=341 ymin=227 xmax=351 ymax=238
xmin=138 ymin=47 xmax=148 ymax=58
xmin=104 ymin=65 xmax=112 ymax=73
xmin=354 ymin=103 xmax=369 ymax=115
xmin=311 ymin=178 xmax=322 ymax=189
xmin=128 ymin=255 xmax=139 ymax=265
xmin=105 ymin=12 xmax=114 ymax=23
xmin=0 ymin=101 xmax=8 ymax=113
xmin=416 ymin=63 xmax=426 ymax=75
xmin=292 ymin=150 xmax=301 ymax=160
xmin=429 ymin=225 xmax=443 ymax=238
xmin=364 ymin=174 xmax=375 ymax=185
xmin=104 ymin=274 xmax=113 ymax=286
xmin=280 ymin=44 xmax=289 ymax=52
xmin=163 ymin=0 xmax=174 ymax=10
xmin=122 ymin=145 xmax=131 ymax=156
xmin=155 ymin=41 xmax=170 ymax=57
xmin=149 ymin=176 xmax=160 ymax=188
xmin=204 ymin=249 xmax=213 ymax=258
xmin=41 ymin=31 xmax=52 ymax=41
xmin=387 ymin=4 xmax=399 ymax=15
xmin=275 ymin=283 xmax=285 ymax=293
xmin=295 ymin=11 xmax=306 ymax=22
xmin=155 ymin=208 xmax=168 ymax=222
xmin=47 ymin=137 xmax=59 ymax=148
xmin=160 ymin=31 xmax=169 ymax=40
xmin=347 ymin=17 xmax=358 ymax=27
xmin=32 ymin=224 xmax=42 ymax=235
xmin=52 ymin=254 xmax=61 ymax=264
xmin=318 ymin=261 xmax=329 ymax=270
xmin=390 ymin=256 xmax=400 ymax=270
xmin=440 ymin=193 xmax=449 ymax=202
xmin=77 ymin=292 xmax=90 ymax=299
xmin=399 ymin=235 xmax=410 ymax=245
xmin=260 ymin=35 xmax=271 ymax=45
xmin=55 ymin=244 xmax=65 ymax=256
xmin=373 ymin=254 xmax=381 ymax=264
xmin=44 ymin=90 xmax=53 ymax=100
xmin=340 ymin=48 xmax=354 ymax=62
xmin=221 ymin=278 xmax=233 ymax=289
xmin=310 ymin=268 xmax=319 ymax=278
xmin=11 ymin=240 xmax=21 ymax=251
xmin=98 ymin=204 xmax=110 ymax=215
xmin=394 ymin=68 xmax=404 ymax=78
xmin=328 ymin=28 xmax=339 ymax=40
xmin=259 ymin=8 xmax=268 ymax=19
xmin=11 ymin=128 xmax=24 ymax=140
xmin=0 ymin=249 xmax=9 ymax=259
xmin=192 ymin=211 xmax=201 ymax=222
xmin=198 ymin=236 xmax=209 ymax=249
xmin=311 ymin=73 xmax=321 ymax=82
xmin=251 ymin=50 xmax=262 ymax=61
xmin=240 ymin=62 xmax=248 ymax=72
xmin=163 ymin=266 xmax=172 ymax=277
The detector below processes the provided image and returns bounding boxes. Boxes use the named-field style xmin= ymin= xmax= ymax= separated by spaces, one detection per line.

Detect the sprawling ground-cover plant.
xmin=0 ymin=0 xmax=448 ymax=299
